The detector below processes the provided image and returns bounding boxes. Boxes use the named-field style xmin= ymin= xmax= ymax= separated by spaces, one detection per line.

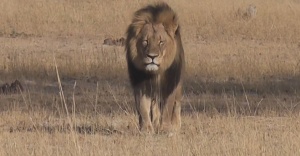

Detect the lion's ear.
xmin=164 ymin=15 xmax=178 ymax=37
xmin=172 ymin=15 xmax=179 ymax=32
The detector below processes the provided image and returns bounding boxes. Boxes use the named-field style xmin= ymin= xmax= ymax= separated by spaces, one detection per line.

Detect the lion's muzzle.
xmin=144 ymin=53 xmax=160 ymax=71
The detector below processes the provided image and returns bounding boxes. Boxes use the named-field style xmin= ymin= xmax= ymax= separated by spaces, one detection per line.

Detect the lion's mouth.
xmin=145 ymin=63 xmax=160 ymax=71
xmin=145 ymin=62 xmax=160 ymax=66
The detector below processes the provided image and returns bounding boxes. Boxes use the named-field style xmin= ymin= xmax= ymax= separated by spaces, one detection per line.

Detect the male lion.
xmin=125 ymin=2 xmax=185 ymax=135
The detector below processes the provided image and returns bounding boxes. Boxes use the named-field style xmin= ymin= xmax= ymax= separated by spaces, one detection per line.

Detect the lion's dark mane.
xmin=125 ymin=3 xmax=185 ymax=98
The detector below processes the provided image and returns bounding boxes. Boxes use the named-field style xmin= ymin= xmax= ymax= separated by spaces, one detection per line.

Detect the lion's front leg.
xmin=160 ymin=84 xmax=182 ymax=135
xmin=160 ymin=93 xmax=176 ymax=134
xmin=135 ymin=93 xmax=154 ymax=134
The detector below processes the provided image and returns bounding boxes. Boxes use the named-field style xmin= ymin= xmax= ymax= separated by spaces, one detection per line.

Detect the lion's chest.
xmin=138 ymin=74 xmax=176 ymax=99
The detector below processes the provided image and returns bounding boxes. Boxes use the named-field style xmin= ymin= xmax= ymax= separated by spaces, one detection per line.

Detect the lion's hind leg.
xmin=171 ymin=100 xmax=181 ymax=132
xmin=151 ymin=99 xmax=161 ymax=133
xmin=171 ymin=84 xmax=182 ymax=132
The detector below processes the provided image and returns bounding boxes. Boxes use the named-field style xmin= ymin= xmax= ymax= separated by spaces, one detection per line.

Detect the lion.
xmin=125 ymin=2 xmax=185 ymax=135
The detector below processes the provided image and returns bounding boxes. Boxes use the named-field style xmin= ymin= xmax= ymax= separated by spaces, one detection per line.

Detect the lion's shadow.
xmin=182 ymin=75 xmax=300 ymax=115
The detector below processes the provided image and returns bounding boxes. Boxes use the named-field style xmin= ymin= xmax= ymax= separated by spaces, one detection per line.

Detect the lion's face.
xmin=131 ymin=23 xmax=177 ymax=74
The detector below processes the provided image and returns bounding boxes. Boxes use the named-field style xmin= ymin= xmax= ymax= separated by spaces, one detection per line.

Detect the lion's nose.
xmin=147 ymin=53 xmax=159 ymax=59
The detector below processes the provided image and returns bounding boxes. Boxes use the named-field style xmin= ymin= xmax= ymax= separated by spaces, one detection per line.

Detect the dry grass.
xmin=0 ymin=0 xmax=300 ymax=81
xmin=1 ymin=0 xmax=300 ymax=155
xmin=1 ymin=111 xmax=300 ymax=155
xmin=1 ymin=0 xmax=300 ymax=41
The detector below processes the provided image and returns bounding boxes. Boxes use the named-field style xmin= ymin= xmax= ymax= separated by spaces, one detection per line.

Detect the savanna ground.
xmin=1 ymin=0 xmax=300 ymax=155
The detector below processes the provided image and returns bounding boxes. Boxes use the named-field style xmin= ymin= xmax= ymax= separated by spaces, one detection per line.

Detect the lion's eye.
xmin=142 ymin=40 xmax=148 ymax=47
xmin=159 ymin=41 xmax=165 ymax=46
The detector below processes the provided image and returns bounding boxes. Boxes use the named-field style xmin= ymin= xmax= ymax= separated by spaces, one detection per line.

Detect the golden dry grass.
xmin=1 ymin=0 xmax=300 ymax=41
xmin=1 ymin=111 xmax=300 ymax=155
xmin=1 ymin=0 xmax=300 ymax=81
xmin=1 ymin=0 xmax=300 ymax=155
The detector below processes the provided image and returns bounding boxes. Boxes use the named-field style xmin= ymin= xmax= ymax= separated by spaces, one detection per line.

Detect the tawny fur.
xmin=125 ymin=2 xmax=185 ymax=135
